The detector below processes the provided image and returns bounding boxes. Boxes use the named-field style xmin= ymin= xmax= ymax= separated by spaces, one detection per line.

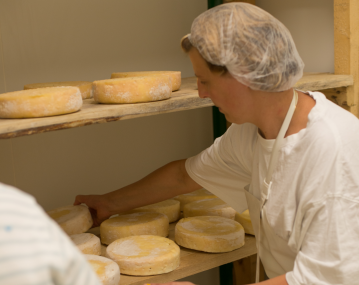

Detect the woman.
xmin=75 ymin=3 xmax=359 ymax=284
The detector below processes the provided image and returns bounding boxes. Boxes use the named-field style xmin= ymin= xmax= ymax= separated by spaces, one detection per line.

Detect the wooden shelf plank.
xmin=0 ymin=73 xmax=353 ymax=139
xmin=87 ymin=223 xmax=257 ymax=285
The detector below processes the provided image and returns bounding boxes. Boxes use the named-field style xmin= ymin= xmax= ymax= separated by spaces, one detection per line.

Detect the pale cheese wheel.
xmin=235 ymin=210 xmax=255 ymax=235
xmin=100 ymin=212 xmax=169 ymax=245
xmin=175 ymin=216 xmax=245 ymax=253
xmin=47 ymin=205 xmax=92 ymax=235
xmin=85 ymin=254 xmax=121 ymax=285
xmin=70 ymin=233 xmax=101 ymax=255
xmin=93 ymin=75 xmax=171 ymax=104
xmin=106 ymin=235 xmax=180 ymax=276
xmin=24 ymin=81 xmax=93 ymax=99
xmin=111 ymin=71 xmax=181 ymax=91
xmin=124 ymin=199 xmax=180 ymax=223
xmin=0 ymin=87 xmax=82 ymax=119
xmin=174 ymin=189 xmax=217 ymax=211
xmin=183 ymin=198 xmax=236 ymax=220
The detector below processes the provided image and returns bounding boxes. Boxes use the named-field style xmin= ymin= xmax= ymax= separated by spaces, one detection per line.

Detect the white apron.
xmin=244 ymin=90 xmax=298 ymax=282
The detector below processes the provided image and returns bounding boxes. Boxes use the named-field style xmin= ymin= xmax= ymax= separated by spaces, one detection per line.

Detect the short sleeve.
xmin=185 ymin=123 xmax=256 ymax=213
xmin=286 ymin=196 xmax=359 ymax=285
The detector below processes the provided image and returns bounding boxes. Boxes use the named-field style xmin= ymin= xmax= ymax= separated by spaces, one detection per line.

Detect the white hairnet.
xmin=188 ymin=3 xmax=304 ymax=92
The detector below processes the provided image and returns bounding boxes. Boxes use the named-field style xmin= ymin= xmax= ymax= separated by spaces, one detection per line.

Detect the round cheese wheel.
xmin=175 ymin=216 xmax=245 ymax=253
xmin=183 ymin=198 xmax=236 ymax=220
xmin=24 ymin=81 xmax=93 ymax=99
xmin=70 ymin=233 xmax=101 ymax=255
xmin=85 ymin=254 xmax=121 ymax=285
xmin=106 ymin=235 xmax=180 ymax=276
xmin=0 ymin=87 xmax=82 ymax=119
xmin=174 ymin=189 xmax=217 ymax=211
xmin=235 ymin=210 xmax=255 ymax=235
xmin=111 ymin=71 xmax=181 ymax=91
xmin=125 ymin=199 xmax=180 ymax=223
xmin=100 ymin=212 xmax=169 ymax=245
xmin=47 ymin=205 xmax=92 ymax=235
xmin=93 ymin=75 xmax=171 ymax=104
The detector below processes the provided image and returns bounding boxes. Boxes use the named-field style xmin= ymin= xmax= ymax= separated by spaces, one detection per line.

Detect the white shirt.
xmin=185 ymin=91 xmax=359 ymax=285
xmin=0 ymin=182 xmax=101 ymax=285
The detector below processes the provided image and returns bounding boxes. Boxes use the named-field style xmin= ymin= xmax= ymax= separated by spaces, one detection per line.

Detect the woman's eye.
xmin=200 ymin=81 xmax=206 ymax=85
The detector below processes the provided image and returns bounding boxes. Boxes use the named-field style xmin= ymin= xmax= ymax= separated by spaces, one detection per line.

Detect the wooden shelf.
xmin=0 ymin=73 xmax=353 ymax=139
xmin=88 ymin=223 xmax=257 ymax=285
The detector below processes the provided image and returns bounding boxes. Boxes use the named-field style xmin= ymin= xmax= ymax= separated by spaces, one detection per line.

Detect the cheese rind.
xmin=175 ymin=216 xmax=245 ymax=253
xmin=106 ymin=235 xmax=180 ymax=276
xmin=70 ymin=233 xmax=101 ymax=255
xmin=24 ymin=81 xmax=93 ymax=99
xmin=174 ymin=189 xmax=217 ymax=211
xmin=100 ymin=212 xmax=169 ymax=245
xmin=111 ymin=71 xmax=181 ymax=91
xmin=0 ymin=87 xmax=82 ymax=118
xmin=85 ymin=254 xmax=121 ymax=285
xmin=93 ymin=75 xmax=172 ymax=104
xmin=124 ymin=199 xmax=180 ymax=223
xmin=235 ymin=210 xmax=255 ymax=235
xmin=183 ymin=198 xmax=236 ymax=220
xmin=47 ymin=205 xmax=93 ymax=235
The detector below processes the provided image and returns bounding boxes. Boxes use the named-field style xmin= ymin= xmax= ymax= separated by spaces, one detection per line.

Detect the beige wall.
xmin=0 ymin=0 xmax=334 ymax=284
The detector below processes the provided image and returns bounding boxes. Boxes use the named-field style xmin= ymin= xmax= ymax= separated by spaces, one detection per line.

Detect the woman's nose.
xmin=197 ymin=81 xmax=209 ymax=99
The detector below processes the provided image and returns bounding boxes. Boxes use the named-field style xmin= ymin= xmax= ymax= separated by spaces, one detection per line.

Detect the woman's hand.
xmin=74 ymin=194 xmax=113 ymax=227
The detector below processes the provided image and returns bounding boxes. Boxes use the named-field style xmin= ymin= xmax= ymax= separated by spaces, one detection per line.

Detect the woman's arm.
xmin=74 ymin=159 xmax=202 ymax=226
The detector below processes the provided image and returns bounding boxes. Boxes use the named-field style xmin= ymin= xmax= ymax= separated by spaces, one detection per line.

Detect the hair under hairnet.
xmin=188 ymin=3 xmax=304 ymax=92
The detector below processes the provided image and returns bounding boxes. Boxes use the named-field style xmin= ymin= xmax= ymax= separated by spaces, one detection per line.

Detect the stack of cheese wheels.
xmin=93 ymin=74 xmax=172 ymax=104
xmin=47 ymin=205 xmax=92 ymax=235
xmin=70 ymin=233 xmax=101 ymax=255
xmin=125 ymin=199 xmax=180 ymax=223
xmin=24 ymin=81 xmax=93 ymax=99
xmin=235 ymin=210 xmax=255 ymax=235
xmin=106 ymin=235 xmax=180 ymax=276
xmin=111 ymin=71 xmax=181 ymax=91
xmin=175 ymin=216 xmax=245 ymax=253
xmin=0 ymin=87 xmax=82 ymax=119
xmin=86 ymin=255 xmax=121 ymax=285
xmin=100 ymin=212 xmax=169 ymax=245
xmin=183 ymin=198 xmax=236 ymax=220
xmin=174 ymin=189 xmax=217 ymax=211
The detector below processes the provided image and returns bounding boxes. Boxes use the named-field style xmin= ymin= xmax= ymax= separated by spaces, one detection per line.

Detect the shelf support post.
xmin=334 ymin=0 xmax=359 ymax=117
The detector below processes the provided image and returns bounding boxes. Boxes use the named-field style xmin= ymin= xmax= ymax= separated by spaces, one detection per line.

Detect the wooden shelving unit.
xmin=88 ymin=223 xmax=257 ymax=285
xmin=0 ymin=73 xmax=353 ymax=139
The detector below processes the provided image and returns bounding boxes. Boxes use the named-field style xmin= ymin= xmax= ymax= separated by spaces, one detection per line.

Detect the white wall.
xmin=257 ymin=0 xmax=334 ymax=73
xmin=0 ymin=0 xmax=334 ymax=284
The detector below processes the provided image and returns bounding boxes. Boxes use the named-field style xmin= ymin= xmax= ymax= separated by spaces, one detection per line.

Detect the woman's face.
xmin=188 ymin=48 xmax=254 ymax=124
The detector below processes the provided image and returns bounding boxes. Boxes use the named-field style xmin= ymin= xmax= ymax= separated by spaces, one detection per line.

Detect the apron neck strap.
xmin=265 ymin=89 xmax=298 ymax=184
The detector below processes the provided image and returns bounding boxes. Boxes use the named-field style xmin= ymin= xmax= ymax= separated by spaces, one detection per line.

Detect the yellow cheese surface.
xmin=0 ymin=87 xmax=82 ymax=118
xmin=111 ymin=71 xmax=181 ymax=91
xmin=183 ymin=198 xmax=236 ymax=220
xmin=124 ymin=199 xmax=180 ymax=223
xmin=47 ymin=205 xmax=92 ymax=235
xmin=175 ymin=216 xmax=245 ymax=253
xmin=70 ymin=233 xmax=101 ymax=255
xmin=24 ymin=81 xmax=93 ymax=99
xmin=235 ymin=210 xmax=255 ymax=235
xmin=106 ymin=235 xmax=180 ymax=276
xmin=86 ymin=254 xmax=121 ymax=285
xmin=174 ymin=189 xmax=217 ymax=211
xmin=100 ymin=212 xmax=169 ymax=245
xmin=93 ymin=75 xmax=171 ymax=104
